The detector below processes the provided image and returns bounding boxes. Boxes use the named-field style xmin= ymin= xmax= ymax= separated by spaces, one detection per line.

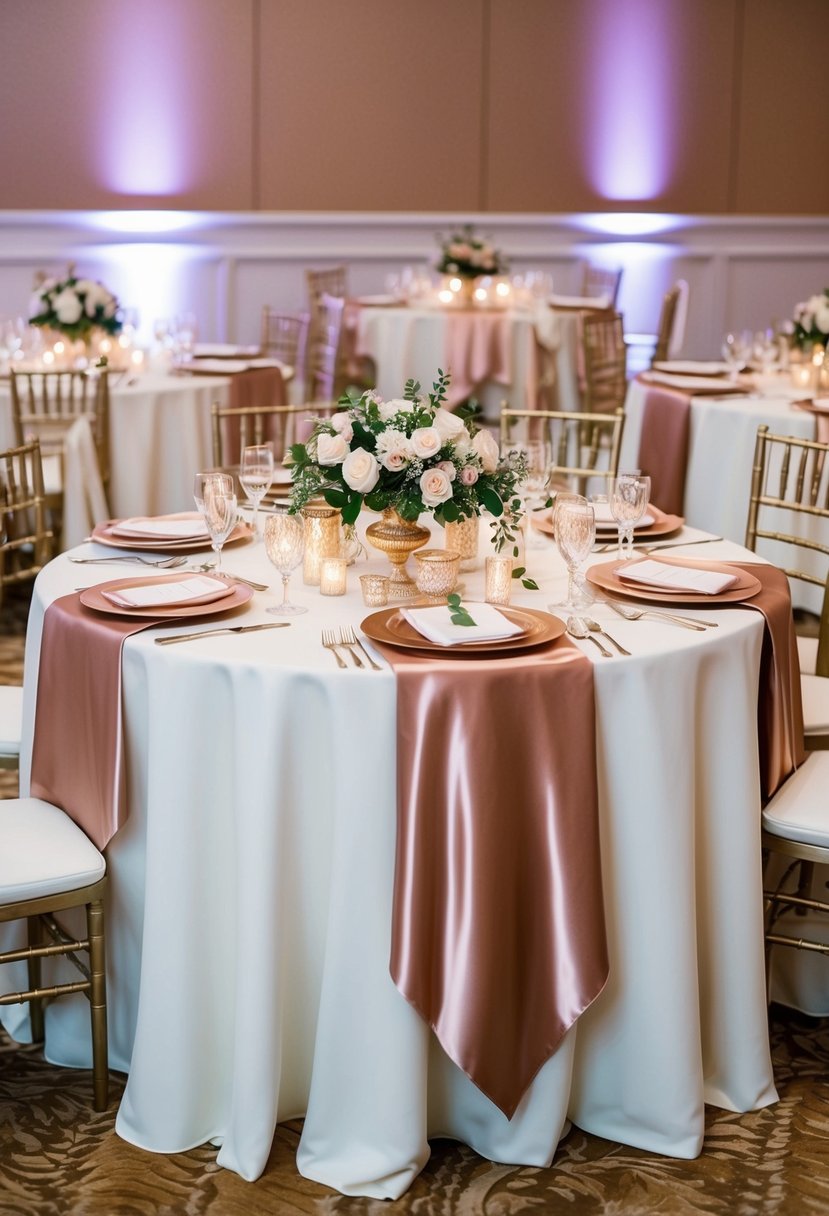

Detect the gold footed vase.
xmin=365 ymin=508 xmax=430 ymax=598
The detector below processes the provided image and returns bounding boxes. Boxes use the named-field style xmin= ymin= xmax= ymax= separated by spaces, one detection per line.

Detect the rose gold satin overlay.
xmin=29 ymin=595 xmax=160 ymax=849
xmin=734 ymin=564 xmax=806 ymax=800
xmin=443 ymin=313 xmax=512 ymax=405
xmin=636 ymin=382 xmax=691 ymax=516
xmin=223 ymin=367 xmax=288 ymax=463
xmin=380 ymin=635 xmax=608 ymax=1118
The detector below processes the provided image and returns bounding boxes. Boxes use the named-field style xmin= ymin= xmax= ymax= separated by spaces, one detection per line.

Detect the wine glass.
xmin=516 ymin=439 xmax=550 ymax=549
xmin=609 ymin=473 xmax=651 ymax=560
xmin=193 ymin=471 xmax=234 ymax=515
xmin=721 ymin=330 xmax=751 ymax=380
xmin=239 ymin=444 xmax=274 ymax=539
xmin=198 ymin=480 xmax=237 ymax=573
xmin=264 ymin=511 xmax=307 ymax=615
xmin=550 ymin=493 xmax=595 ymax=612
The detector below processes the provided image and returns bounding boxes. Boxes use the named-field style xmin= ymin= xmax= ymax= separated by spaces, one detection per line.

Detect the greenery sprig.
xmin=447 ymin=593 xmax=476 ymax=627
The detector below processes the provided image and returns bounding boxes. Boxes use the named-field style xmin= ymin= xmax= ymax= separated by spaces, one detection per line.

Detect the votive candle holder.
xmin=319 ymin=556 xmax=347 ymax=596
xmin=485 ymin=554 xmax=513 ymax=605
xmin=414 ymin=549 xmax=460 ymax=600
xmin=360 ymin=574 xmax=390 ymax=607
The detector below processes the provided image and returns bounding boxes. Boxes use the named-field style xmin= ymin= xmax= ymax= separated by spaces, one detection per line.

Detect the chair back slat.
xmin=500 ymin=405 xmax=625 ymax=499
xmin=582 ymin=312 xmax=627 ymax=414
xmin=9 ymin=368 xmax=110 ymax=489
xmin=0 ymin=438 xmax=54 ymax=604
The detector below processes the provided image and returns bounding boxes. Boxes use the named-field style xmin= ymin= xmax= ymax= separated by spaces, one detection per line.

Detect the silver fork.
xmin=69 ymin=554 xmax=187 ymax=568
xmin=335 ymin=629 xmax=364 ymax=668
xmin=321 ymin=628 xmax=347 ymax=668
xmin=340 ymin=625 xmax=381 ymax=671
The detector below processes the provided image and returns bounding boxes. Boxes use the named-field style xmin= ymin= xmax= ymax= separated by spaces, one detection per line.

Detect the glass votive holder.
xmin=360 ymin=573 xmax=389 ymax=607
xmin=444 ymin=515 xmax=479 ymax=570
xmin=319 ymin=556 xmax=347 ymax=596
xmin=302 ymin=502 xmax=341 ymax=585
xmin=485 ymin=554 xmax=513 ymax=605
xmin=414 ymin=549 xmax=461 ymax=600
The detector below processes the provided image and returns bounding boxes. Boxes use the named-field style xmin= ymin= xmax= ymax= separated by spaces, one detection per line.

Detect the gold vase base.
xmin=386 ymin=567 xmax=421 ymax=598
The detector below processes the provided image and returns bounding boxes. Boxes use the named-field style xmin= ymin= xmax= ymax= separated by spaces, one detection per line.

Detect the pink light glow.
xmin=97 ymin=11 xmax=194 ymax=195
xmin=586 ymin=0 xmax=674 ymax=201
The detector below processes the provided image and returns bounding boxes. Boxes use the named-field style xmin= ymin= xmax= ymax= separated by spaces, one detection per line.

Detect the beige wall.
xmin=0 ymin=0 xmax=826 ymax=214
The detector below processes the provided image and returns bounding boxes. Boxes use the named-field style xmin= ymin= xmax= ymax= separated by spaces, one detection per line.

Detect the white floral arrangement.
xmin=792 ymin=288 xmax=829 ymax=350
xmin=288 ymin=370 xmax=526 ymax=540
xmin=436 ymin=223 xmax=506 ymax=280
xmin=29 ymin=266 xmax=122 ymax=342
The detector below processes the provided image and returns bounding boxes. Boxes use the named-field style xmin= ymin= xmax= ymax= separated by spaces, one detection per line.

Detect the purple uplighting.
xmin=586 ymin=0 xmax=673 ymax=201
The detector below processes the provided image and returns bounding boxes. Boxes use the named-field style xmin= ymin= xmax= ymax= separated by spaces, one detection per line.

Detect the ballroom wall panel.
xmin=257 ymin=0 xmax=485 ymax=211
xmin=486 ymin=0 xmax=737 ymax=215
xmin=0 ymin=1 xmax=826 ymax=214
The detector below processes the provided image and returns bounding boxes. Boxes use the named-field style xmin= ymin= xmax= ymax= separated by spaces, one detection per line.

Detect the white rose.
xmin=342 ymin=447 xmax=380 ymax=493
xmin=53 ymin=288 xmax=83 ymax=325
xmin=330 ymin=411 xmax=354 ymax=441
xmin=815 ymin=306 xmax=829 ymax=335
xmin=378 ymin=397 xmax=413 ymax=422
xmin=376 ymin=428 xmax=413 ymax=471
xmin=410 ymin=426 xmax=442 ymax=460
xmin=419 ymin=467 xmax=453 ymax=506
xmin=472 ymin=428 xmax=500 ymax=474
xmin=316 ymin=432 xmax=350 ymax=465
xmin=453 ymin=432 xmax=472 ymax=459
xmin=432 ymin=407 xmax=466 ymax=442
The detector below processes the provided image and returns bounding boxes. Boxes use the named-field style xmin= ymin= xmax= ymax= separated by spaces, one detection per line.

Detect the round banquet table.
xmin=13 ymin=523 xmax=778 ymax=1199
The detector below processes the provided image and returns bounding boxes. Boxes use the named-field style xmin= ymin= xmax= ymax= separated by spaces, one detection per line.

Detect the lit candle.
xmin=320 ymin=556 xmax=347 ymax=596
xmin=438 ymin=289 xmax=454 ymax=305
xmin=41 ymin=349 xmax=55 ymax=367
xmin=449 ymin=277 xmax=462 ymax=293
xmin=474 ymin=286 xmax=488 ymax=303
xmin=485 ymin=554 xmax=513 ymax=605
xmin=131 ymin=349 xmax=145 ymax=372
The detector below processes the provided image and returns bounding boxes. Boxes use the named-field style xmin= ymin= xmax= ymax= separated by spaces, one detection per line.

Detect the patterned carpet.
xmin=2 ymin=588 xmax=828 ymax=1215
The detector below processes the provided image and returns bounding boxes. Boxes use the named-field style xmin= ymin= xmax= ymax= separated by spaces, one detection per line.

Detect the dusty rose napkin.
xmin=377 ymin=635 xmax=608 ymax=1118
xmin=636 ymin=379 xmax=692 ymax=516
xmin=792 ymin=398 xmax=829 ymax=444
xmin=29 ymin=595 xmax=163 ymax=849
xmin=443 ymin=313 xmax=512 ymax=405
xmin=223 ymin=366 xmax=288 ymax=464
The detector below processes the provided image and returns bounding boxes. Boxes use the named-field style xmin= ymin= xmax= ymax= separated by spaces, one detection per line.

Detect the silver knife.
xmin=155 ymin=622 xmax=290 ymax=645
xmin=637 ymin=536 xmax=723 ymax=552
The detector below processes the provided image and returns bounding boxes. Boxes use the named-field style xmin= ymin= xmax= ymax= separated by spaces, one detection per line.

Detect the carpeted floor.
xmin=2 ymin=587 xmax=828 ymax=1215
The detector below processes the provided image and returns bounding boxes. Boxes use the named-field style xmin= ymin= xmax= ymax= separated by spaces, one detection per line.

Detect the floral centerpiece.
xmin=791 ymin=289 xmax=829 ymax=350
xmin=288 ymin=370 xmax=529 ymax=593
xmin=436 ymin=224 xmax=506 ymax=280
xmin=29 ymin=265 xmax=122 ymax=344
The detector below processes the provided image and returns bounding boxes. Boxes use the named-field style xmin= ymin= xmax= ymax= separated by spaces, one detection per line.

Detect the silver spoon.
xmin=566 ymin=616 xmax=612 ymax=657
xmin=584 ymin=617 xmax=630 ymax=656
xmin=69 ymin=555 xmax=187 ymax=569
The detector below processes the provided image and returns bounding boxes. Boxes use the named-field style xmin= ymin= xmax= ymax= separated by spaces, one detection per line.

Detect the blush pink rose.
xmin=460 ymin=465 xmax=479 ymax=486
xmin=419 ymin=467 xmax=453 ymax=506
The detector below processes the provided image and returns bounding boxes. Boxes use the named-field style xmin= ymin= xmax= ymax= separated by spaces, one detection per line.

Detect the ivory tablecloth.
xmin=13 ymin=527 xmax=777 ymax=1198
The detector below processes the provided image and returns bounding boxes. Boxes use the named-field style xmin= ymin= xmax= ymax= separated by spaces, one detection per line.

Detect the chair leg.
xmin=26 ymin=915 xmax=45 ymax=1043
xmin=86 ymin=898 xmax=109 ymax=1111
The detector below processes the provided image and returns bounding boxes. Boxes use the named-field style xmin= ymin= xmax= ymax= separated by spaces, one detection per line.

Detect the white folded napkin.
xmin=652 ymin=360 xmax=731 ymax=376
xmin=102 ymin=575 xmax=234 ymax=609
xmin=641 ymin=371 xmax=741 ymax=392
xmin=549 ymin=293 xmax=611 ymax=310
xmin=401 ymin=603 xmax=525 ymax=647
xmin=186 ymin=357 xmax=285 ymax=375
xmin=111 ymin=516 xmax=209 ymax=540
xmin=192 ymin=343 xmax=261 ymax=358
xmin=617 ymin=559 xmax=738 ymax=595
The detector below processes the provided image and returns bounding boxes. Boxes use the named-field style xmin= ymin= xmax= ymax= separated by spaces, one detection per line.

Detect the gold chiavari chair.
xmin=650 ymin=282 xmax=684 ymax=365
xmin=0 ymin=797 xmax=109 ymax=1110
xmin=500 ymin=405 xmax=625 ymax=499
xmin=305 ymin=266 xmax=347 ymax=307
xmin=745 ymin=424 xmax=829 ymax=751
xmin=581 ymin=263 xmax=623 ymax=307
xmin=582 ymin=312 xmax=628 ymax=414
xmin=211 ymin=401 xmax=340 ymax=501
xmin=0 ymin=437 xmax=54 ymax=608
xmin=306 ymin=293 xmax=345 ymax=402
xmin=260 ymin=308 xmax=310 ymax=380
xmin=9 ymin=368 xmax=110 ymax=532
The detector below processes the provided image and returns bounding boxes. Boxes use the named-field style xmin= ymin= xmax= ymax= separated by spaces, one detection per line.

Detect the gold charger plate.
xmin=80 ymin=574 xmax=253 ymax=620
xmin=361 ymin=605 xmax=566 ymax=656
xmin=92 ymin=515 xmax=252 ymax=552
xmin=587 ymin=556 xmax=762 ymax=606
xmin=532 ymin=503 xmax=683 ymax=540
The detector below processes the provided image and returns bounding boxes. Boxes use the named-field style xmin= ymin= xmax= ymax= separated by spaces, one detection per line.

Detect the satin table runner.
xmin=377 ymin=633 xmax=608 ymax=1119
xmin=733 ymin=563 xmax=806 ymax=799
xmin=635 ymin=381 xmax=692 ymax=515
xmin=29 ymin=595 xmax=163 ymax=849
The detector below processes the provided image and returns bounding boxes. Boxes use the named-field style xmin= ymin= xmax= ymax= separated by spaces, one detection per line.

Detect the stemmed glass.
xmin=722 ymin=330 xmax=751 ymax=381
xmin=264 ymin=511 xmax=307 ymax=615
xmin=550 ymin=493 xmax=596 ymax=611
xmin=196 ymin=476 xmax=237 ymax=573
xmin=239 ymin=444 xmax=274 ymax=539
xmin=519 ymin=439 xmax=551 ymax=549
xmin=609 ymin=473 xmax=651 ymax=560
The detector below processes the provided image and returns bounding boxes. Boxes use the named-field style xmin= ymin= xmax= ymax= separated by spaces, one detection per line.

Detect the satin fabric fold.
xmin=792 ymin=398 xmax=829 ymax=444
xmin=443 ymin=313 xmax=512 ymax=405
xmin=379 ymin=635 xmax=608 ymax=1119
xmin=224 ymin=367 xmax=288 ymax=463
xmin=734 ymin=563 xmax=806 ymax=800
xmin=635 ymin=381 xmax=692 ymax=515
xmin=29 ymin=595 xmax=161 ymax=849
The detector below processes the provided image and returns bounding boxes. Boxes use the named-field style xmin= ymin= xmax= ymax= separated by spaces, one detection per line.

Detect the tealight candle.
xmin=302 ymin=502 xmax=341 ymax=585
xmin=485 ymin=554 xmax=513 ymax=606
xmin=320 ymin=556 xmax=347 ymax=596
xmin=360 ymin=573 xmax=389 ymax=607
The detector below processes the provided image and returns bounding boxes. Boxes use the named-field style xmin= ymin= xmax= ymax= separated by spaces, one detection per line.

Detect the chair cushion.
xmin=0 ymin=798 xmax=105 ymax=904
xmin=762 ymin=752 xmax=829 ymax=848
xmin=0 ymin=685 xmax=23 ymax=756
xmin=802 ymin=673 xmax=829 ymax=734
xmin=797 ymin=634 xmax=819 ymax=674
